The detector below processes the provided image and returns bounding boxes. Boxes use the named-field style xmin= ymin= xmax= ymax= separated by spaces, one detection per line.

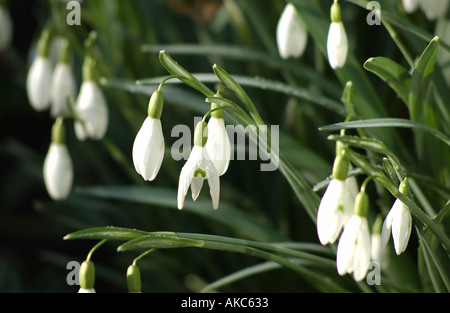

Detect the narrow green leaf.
xmin=319 ymin=118 xmax=450 ymax=147
xmin=118 ymin=233 xmax=206 ymax=251
xmin=364 ymin=57 xmax=410 ymax=105
xmin=63 ymin=226 xmax=149 ymax=241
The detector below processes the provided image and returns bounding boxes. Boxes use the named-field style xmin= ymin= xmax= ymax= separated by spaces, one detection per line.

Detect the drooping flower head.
xmin=402 ymin=0 xmax=419 ymax=14
xmin=205 ymin=101 xmax=231 ymax=176
xmin=177 ymin=121 xmax=220 ymax=210
xmin=316 ymin=151 xmax=354 ymax=245
xmin=132 ymin=90 xmax=165 ymax=181
xmin=276 ymin=2 xmax=308 ymax=59
xmin=78 ymin=260 xmax=96 ymax=293
xmin=326 ymin=0 xmax=348 ymax=69
xmin=337 ymin=191 xmax=371 ymax=282
xmin=381 ymin=178 xmax=412 ymax=255
xmin=43 ymin=118 xmax=73 ymax=201
xmin=27 ymin=30 xmax=53 ymax=111
xmin=50 ymin=39 xmax=77 ymax=118
xmin=74 ymin=56 xmax=108 ymax=141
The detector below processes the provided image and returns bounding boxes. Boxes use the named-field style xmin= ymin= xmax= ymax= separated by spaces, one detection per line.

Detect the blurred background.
xmin=0 ymin=0 xmax=448 ymax=293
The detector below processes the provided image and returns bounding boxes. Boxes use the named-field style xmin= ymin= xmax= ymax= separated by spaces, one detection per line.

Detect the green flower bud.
xmin=194 ymin=121 xmax=208 ymax=147
xmin=58 ymin=39 xmax=70 ymax=64
xmin=79 ymin=260 xmax=95 ymax=290
xmin=332 ymin=153 xmax=349 ymax=181
xmin=372 ymin=214 xmax=383 ymax=235
xmin=330 ymin=1 xmax=342 ymax=23
xmin=399 ymin=178 xmax=409 ymax=196
xmin=51 ymin=118 xmax=66 ymax=144
xmin=126 ymin=264 xmax=142 ymax=293
xmin=82 ymin=56 xmax=98 ymax=82
xmin=148 ymin=90 xmax=164 ymax=119
xmin=354 ymin=191 xmax=369 ymax=217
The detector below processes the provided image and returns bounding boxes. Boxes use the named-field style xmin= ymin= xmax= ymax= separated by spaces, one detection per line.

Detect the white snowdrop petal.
xmin=371 ymin=233 xmax=382 ymax=262
xmin=402 ymin=0 xmax=419 ymax=13
xmin=276 ymin=3 xmax=308 ymax=59
xmin=317 ymin=179 xmax=354 ymax=245
xmin=51 ymin=63 xmax=77 ymax=118
xmin=43 ymin=143 xmax=73 ymax=200
xmin=205 ymin=117 xmax=231 ymax=176
xmin=74 ymin=81 xmax=108 ymax=140
xmin=381 ymin=207 xmax=394 ymax=248
xmin=337 ymin=215 xmax=360 ymax=276
xmin=27 ymin=56 xmax=53 ymax=111
xmin=327 ymin=22 xmax=348 ymax=69
xmin=191 ymin=175 xmax=204 ymax=201
xmin=353 ymin=218 xmax=371 ymax=282
xmin=78 ymin=288 xmax=96 ymax=293
xmin=132 ymin=117 xmax=165 ymax=181
xmin=392 ymin=202 xmax=412 ymax=255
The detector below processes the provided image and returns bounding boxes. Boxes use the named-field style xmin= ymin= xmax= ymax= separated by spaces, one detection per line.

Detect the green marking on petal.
xmin=194 ymin=168 xmax=206 ymax=178
xmin=338 ymin=205 xmax=344 ymax=212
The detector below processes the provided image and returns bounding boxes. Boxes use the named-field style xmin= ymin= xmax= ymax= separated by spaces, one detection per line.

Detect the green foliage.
xmin=1 ymin=0 xmax=449 ymax=293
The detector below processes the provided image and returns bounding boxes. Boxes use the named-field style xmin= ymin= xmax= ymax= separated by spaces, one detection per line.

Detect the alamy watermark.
xmin=66 ymin=0 xmax=81 ymax=26
xmin=367 ymin=1 xmax=381 ymax=26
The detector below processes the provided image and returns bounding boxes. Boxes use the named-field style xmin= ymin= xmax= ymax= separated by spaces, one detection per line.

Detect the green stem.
xmin=132 ymin=249 xmax=156 ymax=266
xmin=86 ymin=239 xmax=108 ymax=261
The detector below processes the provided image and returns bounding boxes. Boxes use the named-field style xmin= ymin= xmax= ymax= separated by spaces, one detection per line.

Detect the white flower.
xmin=316 ymin=179 xmax=354 ymax=245
xmin=50 ymin=62 xmax=77 ymax=118
xmin=132 ymin=117 xmax=165 ymax=181
xmin=337 ymin=215 xmax=371 ymax=282
xmin=43 ymin=142 xmax=73 ymax=201
xmin=276 ymin=3 xmax=308 ymax=59
xmin=74 ymin=81 xmax=108 ymax=141
xmin=402 ymin=0 xmax=419 ymax=13
xmin=327 ymin=21 xmax=348 ymax=69
xmin=419 ymin=0 xmax=449 ymax=20
xmin=205 ymin=117 xmax=231 ymax=176
xmin=381 ymin=198 xmax=412 ymax=255
xmin=26 ymin=55 xmax=53 ymax=111
xmin=0 ymin=6 xmax=12 ymax=51
xmin=177 ymin=122 xmax=220 ymax=210
xmin=78 ymin=288 xmax=96 ymax=293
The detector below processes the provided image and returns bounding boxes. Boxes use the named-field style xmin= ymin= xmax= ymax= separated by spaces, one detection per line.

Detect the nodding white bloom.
xmin=317 ymin=154 xmax=354 ymax=245
xmin=177 ymin=121 xmax=220 ymax=210
xmin=276 ymin=2 xmax=308 ymax=59
xmin=381 ymin=179 xmax=412 ymax=255
xmin=337 ymin=191 xmax=371 ymax=282
xmin=402 ymin=0 xmax=419 ymax=13
xmin=74 ymin=57 xmax=108 ymax=141
xmin=0 ymin=5 xmax=12 ymax=51
xmin=419 ymin=0 xmax=449 ymax=20
xmin=78 ymin=260 xmax=96 ymax=293
xmin=326 ymin=1 xmax=348 ymax=69
xmin=43 ymin=118 xmax=73 ymax=201
xmin=50 ymin=40 xmax=76 ymax=118
xmin=27 ymin=31 xmax=53 ymax=111
xmin=205 ymin=104 xmax=231 ymax=176
xmin=132 ymin=90 xmax=165 ymax=181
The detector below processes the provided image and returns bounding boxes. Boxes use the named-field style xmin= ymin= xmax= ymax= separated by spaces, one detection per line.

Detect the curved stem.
xmin=86 ymin=239 xmax=108 ymax=261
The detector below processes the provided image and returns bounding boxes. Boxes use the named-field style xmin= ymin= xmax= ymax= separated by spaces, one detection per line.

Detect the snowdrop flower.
xmin=402 ymin=0 xmax=419 ymax=13
xmin=132 ymin=90 xmax=165 ymax=181
xmin=276 ymin=2 xmax=308 ymax=59
xmin=43 ymin=118 xmax=73 ymax=200
xmin=326 ymin=0 xmax=348 ymax=69
xmin=205 ymin=102 xmax=231 ymax=176
xmin=0 ymin=5 xmax=12 ymax=51
xmin=74 ymin=57 xmax=108 ymax=141
xmin=381 ymin=179 xmax=412 ymax=255
xmin=316 ymin=153 xmax=354 ymax=245
xmin=78 ymin=260 xmax=96 ymax=293
xmin=177 ymin=121 xmax=220 ymax=210
xmin=337 ymin=191 xmax=371 ymax=282
xmin=419 ymin=0 xmax=449 ymax=20
xmin=27 ymin=30 xmax=53 ymax=111
xmin=50 ymin=40 xmax=77 ymax=118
